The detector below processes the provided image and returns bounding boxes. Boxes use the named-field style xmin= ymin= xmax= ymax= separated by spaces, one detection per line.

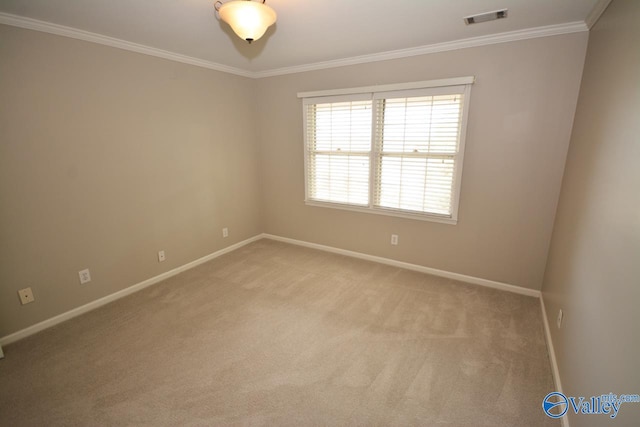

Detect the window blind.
xmin=374 ymin=93 xmax=463 ymax=216
xmin=305 ymin=97 xmax=372 ymax=205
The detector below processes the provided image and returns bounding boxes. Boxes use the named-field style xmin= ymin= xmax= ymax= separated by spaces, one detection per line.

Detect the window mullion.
xmin=369 ymin=98 xmax=381 ymax=208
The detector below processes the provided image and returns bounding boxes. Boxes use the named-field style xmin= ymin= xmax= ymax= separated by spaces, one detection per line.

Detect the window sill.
xmin=304 ymin=200 xmax=458 ymax=225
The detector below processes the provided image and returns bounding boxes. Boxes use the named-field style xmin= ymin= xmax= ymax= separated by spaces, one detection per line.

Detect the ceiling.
xmin=0 ymin=0 xmax=604 ymax=77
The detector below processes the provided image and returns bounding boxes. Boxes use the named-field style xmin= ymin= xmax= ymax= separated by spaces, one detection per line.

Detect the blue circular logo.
xmin=543 ymin=392 xmax=569 ymax=418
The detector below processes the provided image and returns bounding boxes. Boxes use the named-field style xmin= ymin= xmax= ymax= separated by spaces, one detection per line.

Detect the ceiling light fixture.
xmin=214 ymin=0 xmax=277 ymax=44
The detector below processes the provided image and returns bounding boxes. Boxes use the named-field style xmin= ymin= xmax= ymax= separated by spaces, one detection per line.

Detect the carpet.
xmin=0 ymin=239 xmax=558 ymax=426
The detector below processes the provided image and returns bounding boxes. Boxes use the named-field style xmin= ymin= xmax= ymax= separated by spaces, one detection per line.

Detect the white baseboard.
xmin=540 ymin=295 xmax=569 ymax=427
xmin=262 ymin=233 xmax=541 ymax=298
xmin=1 ymin=231 xmax=565 ymax=425
xmin=1 ymin=232 xmax=542 ymax=347
xmin=0 ymin=234 xmax=263 ymax=346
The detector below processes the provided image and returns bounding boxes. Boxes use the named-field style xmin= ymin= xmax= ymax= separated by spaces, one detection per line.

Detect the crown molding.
xmin=254 ymin=21 xmax=589 ymax=78
xmin=0 ymin=12 xmax=253 ymax=78
xmin=585 ymin=0 xmax=612 ymax=29
xmin=1 ymin=12 xmax=588 ymax=80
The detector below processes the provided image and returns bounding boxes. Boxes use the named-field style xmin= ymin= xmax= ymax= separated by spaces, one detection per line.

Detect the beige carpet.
xmin=0 ymin=239 xmax=558 ymax=426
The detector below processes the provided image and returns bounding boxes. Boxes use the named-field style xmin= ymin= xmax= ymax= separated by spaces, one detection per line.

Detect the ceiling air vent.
xmin=464 ymin=9 xmax=508 ymax=25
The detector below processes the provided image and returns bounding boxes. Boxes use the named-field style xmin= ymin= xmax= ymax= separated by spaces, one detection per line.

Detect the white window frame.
xmin=299 ymin=77 xmax=474 ymax=225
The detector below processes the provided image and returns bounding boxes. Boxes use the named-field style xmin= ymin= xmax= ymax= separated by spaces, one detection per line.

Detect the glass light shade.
xmin=218 ymin=1 xmax=277 ymax=43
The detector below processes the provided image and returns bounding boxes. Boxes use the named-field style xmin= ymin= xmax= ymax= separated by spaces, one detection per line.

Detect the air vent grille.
xmin=464 ymin=9 xmax=508 ymax=25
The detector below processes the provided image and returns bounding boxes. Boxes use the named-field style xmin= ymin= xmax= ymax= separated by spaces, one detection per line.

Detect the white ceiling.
xmin=0 ymin=0 xmax=603 ymax=77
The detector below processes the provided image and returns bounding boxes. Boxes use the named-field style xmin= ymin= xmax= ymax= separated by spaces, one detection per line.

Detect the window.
xmin=301 ymin=77 xmax=473 ymax=224
xmin=304 ymin=94 xmax=372 ymax=206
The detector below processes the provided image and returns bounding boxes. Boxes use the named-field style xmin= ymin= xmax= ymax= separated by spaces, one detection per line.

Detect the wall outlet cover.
xmin=79 ymin=268 xmax=91 ymax=284
xmin=557 ymin=309 xmax=564 ymax=329
xmin=18 ymin=287 xmax=35 ymax=305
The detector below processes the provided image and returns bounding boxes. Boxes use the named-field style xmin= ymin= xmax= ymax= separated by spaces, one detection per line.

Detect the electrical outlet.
xmin=79 ymin=268 xmax=91 ymax=284
xmin=158 ymin=250 xmax=166 ymax=262
xmin=557 ymin=309 xmax=563 ymax=329
xmin=222 ymin=227 xmax=229 ymax=238
xmin=18 ymin=287 xmax=35 ymax=305
xmin=391 ymin=234 xmax=399 ymax=245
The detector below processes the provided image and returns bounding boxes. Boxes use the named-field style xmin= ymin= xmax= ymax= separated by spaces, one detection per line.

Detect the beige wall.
xmin=0 ymin=25 xmax=262 ymax=337
xmin=541 ymin=1 xmax=640 ymax=425
xmin=0 ymin=23 xmax=596 ymax=339
xmin=256 ymin=33 xmax=588 ymax=290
